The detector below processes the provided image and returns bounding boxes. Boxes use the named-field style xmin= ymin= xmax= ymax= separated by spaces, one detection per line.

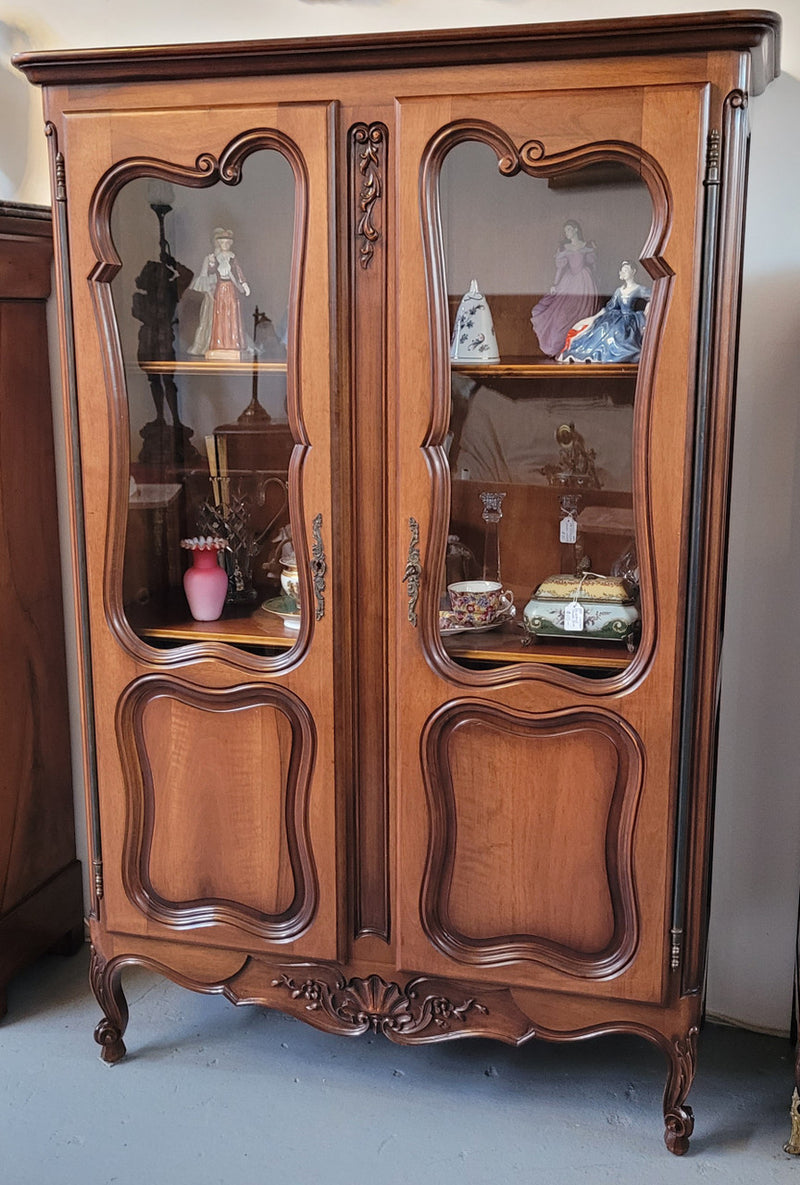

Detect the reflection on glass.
xmin=112 ymin=152 xmax=298 ymax=654
xmin=438 ymin=145 xmax=653 ymax=676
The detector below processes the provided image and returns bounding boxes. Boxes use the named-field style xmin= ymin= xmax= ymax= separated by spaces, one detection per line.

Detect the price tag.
xmin=563 ymin=600 xmax=585 ymax=632
xmin=559 ymin=515 xmax=577 ymax=544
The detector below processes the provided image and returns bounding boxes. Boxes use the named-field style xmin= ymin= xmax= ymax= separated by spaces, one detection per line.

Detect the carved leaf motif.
xmin=352 ymin=123 xmax=386 ymax=268
xmin=663 ymin=1026 xmax=698 ymax=1154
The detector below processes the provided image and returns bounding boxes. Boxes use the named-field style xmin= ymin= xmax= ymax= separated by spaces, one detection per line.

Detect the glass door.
xmin=437 ymin=144 xmax=654 ymax=679
xmin=107 ymin=142 xmax=308 ymax=659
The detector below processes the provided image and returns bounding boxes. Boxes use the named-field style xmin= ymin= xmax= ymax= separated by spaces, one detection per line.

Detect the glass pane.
xmin=110 ymin=151 xmax=301 ymax=655
xmin=439 ymin=143 xmax=653 ymax=677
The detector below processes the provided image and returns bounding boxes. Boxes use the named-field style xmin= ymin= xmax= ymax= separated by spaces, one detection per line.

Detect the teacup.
xmin=447 ymin=580 xmax=514 ymax=627
xmin=280 ymin=562 xmax=300 ymax=607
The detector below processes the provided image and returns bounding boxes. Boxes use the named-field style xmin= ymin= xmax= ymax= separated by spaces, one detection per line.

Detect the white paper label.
xmin=559 ymin=516 xmax=577 ymax=544
xmin=563 ymin=600 xmax=585 ymax=632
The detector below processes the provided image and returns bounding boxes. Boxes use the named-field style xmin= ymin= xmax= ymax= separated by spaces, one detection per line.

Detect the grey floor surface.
xmin=1 ymin=944 xmax=799 ymax=1185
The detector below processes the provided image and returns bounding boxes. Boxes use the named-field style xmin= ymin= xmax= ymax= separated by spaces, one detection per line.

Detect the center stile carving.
xmin=351 ymin=122 xmax=386 ymax=269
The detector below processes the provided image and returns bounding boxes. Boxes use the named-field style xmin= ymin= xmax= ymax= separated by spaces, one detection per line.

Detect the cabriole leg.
xmin=784 ymin=1088 xmax=800 ymax=1154
xmin=89 ymin=945 xmax=128 ymax=1064
xmin=662 ymin=1026 xmax=698 ymax=1154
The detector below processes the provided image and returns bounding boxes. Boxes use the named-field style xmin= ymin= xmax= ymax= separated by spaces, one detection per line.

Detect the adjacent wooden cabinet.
xmin=0 ymin=204 xmax=83 ymax=1014
xmin=17 ymin=11 xmax=780 ymax=1152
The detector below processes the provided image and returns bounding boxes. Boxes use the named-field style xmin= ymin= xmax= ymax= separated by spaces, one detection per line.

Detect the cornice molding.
xmin=14 ymin=11 xmax=780 ymax=94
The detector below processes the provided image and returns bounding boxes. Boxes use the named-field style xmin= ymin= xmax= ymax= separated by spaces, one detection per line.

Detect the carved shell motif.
xmin=272 ymin=971 xmax=487 ymax=1036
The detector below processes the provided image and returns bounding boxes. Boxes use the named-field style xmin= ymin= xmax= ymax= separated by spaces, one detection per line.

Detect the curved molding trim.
xmin=419 ymin=120 xmax=673 ymax=697
xmin=89 ymin=944 xmax=699 ymax=1150
xmin=15 ymin=13 xmax=780 ymax=95
xmin=87 ymin=131 xmax=312 ymax=672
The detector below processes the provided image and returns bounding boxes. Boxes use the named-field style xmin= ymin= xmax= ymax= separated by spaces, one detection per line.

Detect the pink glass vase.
xmin=181 ymin=537 xmax=228 ymax=621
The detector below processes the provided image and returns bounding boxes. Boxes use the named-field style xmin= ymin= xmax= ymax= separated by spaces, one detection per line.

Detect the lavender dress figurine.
xmin=558 ymin=261 xmax=651 ymax=364
xmin=530 ymin=221 xmax=600 ymax=357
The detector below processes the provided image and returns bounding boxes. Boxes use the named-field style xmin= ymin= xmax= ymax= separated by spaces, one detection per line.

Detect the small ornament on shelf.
xmin=530 ymin=220 xmax=600 ymax=357
xmin=479 ymin=490 xmax=506 ymax=583
xmin=540 ymin=422 xmax=600 ymax=491
xmin=450 ymin=280 xmax=500 ymax=364
xmin=197 ymin=433 xmax=288 ymax=605
xmin=188 ymin=227 xmax=251 ymax=361
xmin=557 ymin=260 xmax=651 ymax=364
xmin=180 ymin=536 xmax=228 ymax=621
xmin=132 ymin=182 xmax=198 ymax=464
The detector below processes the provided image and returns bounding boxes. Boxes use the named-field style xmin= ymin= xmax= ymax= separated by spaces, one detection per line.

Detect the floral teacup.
xmin=280 ymin=560 xmax=300 ymax=608
xmin=447 ymin=580 xmax=514 ymax=627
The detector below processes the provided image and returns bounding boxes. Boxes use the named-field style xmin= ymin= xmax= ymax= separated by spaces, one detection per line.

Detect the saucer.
xmin=439 ymin=605 xmax=515 ymax=636
xmin=261 ymin=595 xmax=301 ymax=630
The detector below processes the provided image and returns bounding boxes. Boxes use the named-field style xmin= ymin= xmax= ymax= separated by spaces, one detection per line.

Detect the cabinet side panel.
xmin=0 ymin=297 xmax=76 ymax=912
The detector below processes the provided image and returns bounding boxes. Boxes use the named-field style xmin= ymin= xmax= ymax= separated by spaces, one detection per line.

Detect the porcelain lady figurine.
xmin=188 ymin=227 xmax=251 ymax=360
xmin=530 ymin=221 xmax=600 ymax=357
xmin=558 ymin=260 xmax=651 ymax=364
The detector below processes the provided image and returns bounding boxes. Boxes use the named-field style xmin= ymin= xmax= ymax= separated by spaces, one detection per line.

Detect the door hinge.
xmin=704 ymin=128 xmax=720 ymax=187
xmin=670 ymin=926 xmax=683 ymax=971
xmin=94 ymin=859 xmax=104 ymax=900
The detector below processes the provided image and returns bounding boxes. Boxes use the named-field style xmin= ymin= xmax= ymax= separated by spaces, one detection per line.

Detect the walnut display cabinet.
xmin=16 ymin=11 xmax=779 ymax=1152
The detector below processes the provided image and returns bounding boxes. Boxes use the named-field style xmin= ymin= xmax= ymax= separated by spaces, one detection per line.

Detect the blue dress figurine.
xmin=558 ymin=261 xmax=651 ymax=364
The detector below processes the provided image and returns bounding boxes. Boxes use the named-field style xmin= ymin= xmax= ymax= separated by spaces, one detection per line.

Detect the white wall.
xmin=3 ymin=0 xmax=799 ymax=1035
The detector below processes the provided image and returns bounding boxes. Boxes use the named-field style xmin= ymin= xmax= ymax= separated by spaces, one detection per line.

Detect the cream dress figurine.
xmin=188 ymin=227 xmax=251 ymax=360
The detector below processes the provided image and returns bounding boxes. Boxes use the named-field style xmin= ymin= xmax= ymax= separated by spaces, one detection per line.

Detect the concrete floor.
xmin=1 ymin=945 xmax=798 ymax=1184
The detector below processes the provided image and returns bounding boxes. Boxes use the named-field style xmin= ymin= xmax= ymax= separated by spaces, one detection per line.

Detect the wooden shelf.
xmin=129 ymin=598 xmax=298 ymax=650
xmin=451 ymin=359 xmax=637 ymax=379
xmin=137 ymin=359 xmax=287 ymax=375
xmin=443 ymin=619 xmax=633 ymax=669
xmin=131 ymin=601 xmax=630 ymax=669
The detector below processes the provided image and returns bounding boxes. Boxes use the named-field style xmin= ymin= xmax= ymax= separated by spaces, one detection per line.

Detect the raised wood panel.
xmin=145 ymin=698 xmax=294 ymax=913
xmin=446 ymin=723 xmax=616 ymax=948
xmin=421 ymin=702 xmax=643 ymax=978
xmin=117 ymin=677 xmax=318 ymax=940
